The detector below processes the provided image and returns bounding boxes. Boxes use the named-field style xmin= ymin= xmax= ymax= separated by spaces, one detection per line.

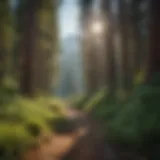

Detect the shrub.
xmin=74 ymin=73 xmax=160 ymax=150
xmin=0 ymin=95 xmax=66 ymax=159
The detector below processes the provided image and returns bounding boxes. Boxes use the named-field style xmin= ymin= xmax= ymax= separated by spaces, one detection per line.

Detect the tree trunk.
xmin=0 ymin=0 xmax=9 ymax=85
xmin=130 ymin=21 xmax=141 ymax=75
xmin=130 ymin=0 xmax=142 ymax=75
xmin=80 ymin=1 xmax=96 ymax=95
xmin=101 ymin=0 xmax=117 ymax=95
xmin=0 ymin=35 xmax=5 ymax=85
xmin=118 ymin=0 xmax=131 ymax=91
xmin=32 ymin=0 xmax=58 ymax=95
xmin=145 ymin=0 xmax=160 ymax=83
xmin=19 ymin=0 xmax=39 ymax=96
xmin=19 ymin=0 xmax=57 ymax=96
xmin=106 ymin=19 xmax=116 ymax=94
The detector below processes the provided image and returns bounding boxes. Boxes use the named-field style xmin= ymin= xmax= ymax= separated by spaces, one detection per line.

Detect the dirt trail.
xmin=23 ymin=107 xmax=147 ymax=160
xmin=22 ymin=108 xmax=87 ymax=160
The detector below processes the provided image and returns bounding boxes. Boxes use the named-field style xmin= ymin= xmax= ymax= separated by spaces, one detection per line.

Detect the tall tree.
xmin=81 ymin=0 xmax=114 ymax=94
xmin=128 ymin=0 xmax=149 ymax=85
xmin=0 ymin=0 xmax=6 ymax=85
xmin=130 ymin=0 xmax=143 ymax=75
xmin=32 ymin=0 xmax=58 ymax=95
xmin=101 ymin=0 xmax=117 ymax=95
xmin=17 ymin=0 xmax=39 ymax=96
xmin=17 ymin=0 xmax=58 ymax=96
xmin=79 ymin=0 xmax=93 ymax=27
xmin=118 ymin=0 xmax=131 ymax=91
xmin=0 ymin=0 xmax=13 ymax=86
xmin=79 ymin=0 xmax=95 ymax=94
xmin=146 ymin=0 xmax=160 ymax=83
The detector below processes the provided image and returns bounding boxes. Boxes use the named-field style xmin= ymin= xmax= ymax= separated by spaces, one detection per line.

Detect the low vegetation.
xmin=73 ymin=73 xmax=160 ymax=154
xmin=0 ymin=88 xmax=67 ymax=159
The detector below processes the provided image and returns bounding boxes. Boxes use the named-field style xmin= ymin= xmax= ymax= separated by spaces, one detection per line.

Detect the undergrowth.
xmin=73 ymin=73 xmax=160 ymax=151
xmin=0 ymin=90 xmax=67 ymax=158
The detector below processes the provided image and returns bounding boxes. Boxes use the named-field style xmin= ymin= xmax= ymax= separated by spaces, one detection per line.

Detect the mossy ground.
xmin=0 ymin=93 xmax=68 ymax=159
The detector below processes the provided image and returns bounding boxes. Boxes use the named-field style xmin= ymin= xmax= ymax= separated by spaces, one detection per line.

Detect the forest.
xmin=0 ymin=0 xmax=160 ymax=160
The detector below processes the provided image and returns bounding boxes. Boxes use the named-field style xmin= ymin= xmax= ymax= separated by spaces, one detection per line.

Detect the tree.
xmin=17 ymin=0 xmax=39 ymax=96
xmin=118 ymin=0 xmax=131 ymax=91
xmin=79 ymin=0 xmax=93 ymax=27
xmin=101 ymin=0 xmax=117 ymax=95
xmin=0 ymin=0 xmax=14 ymax=87
xmin=17 ymin=0 xmax=58 ymax=96
xmin=146 ymin=0 xmax=160 ymax=83
xmin=127 ymin=0 xmax=149 ymax=85
xmin=129 ymin=0 xmax=143 ymax=75
xmin=32 ymin=0 xmax=59 ymax=95
xmin=79 ymin=0 xmax=96 ymax=94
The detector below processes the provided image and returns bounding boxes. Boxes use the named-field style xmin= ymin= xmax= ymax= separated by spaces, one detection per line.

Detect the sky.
xmin=58 ymin=0 xmax=118 ymax=39
xmin=59 ymin=0 xmax=80 ymax=39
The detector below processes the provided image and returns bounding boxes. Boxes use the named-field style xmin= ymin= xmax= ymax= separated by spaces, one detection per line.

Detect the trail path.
xmin=23 ymin=107 xmax=147 ymax=160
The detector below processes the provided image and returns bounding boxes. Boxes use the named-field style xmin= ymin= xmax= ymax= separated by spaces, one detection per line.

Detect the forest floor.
xmin=23 ymin=107 xmax=147 ymax=160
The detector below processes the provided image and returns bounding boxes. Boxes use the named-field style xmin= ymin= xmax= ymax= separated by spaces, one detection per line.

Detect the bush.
xmin=74 ymin=73 xmax=160 ymax=150
xmin=0 ymin=95 xmax=67 ymax=159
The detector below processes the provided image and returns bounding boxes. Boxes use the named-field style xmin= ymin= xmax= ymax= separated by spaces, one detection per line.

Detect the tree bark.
xmin=80 ymin=1 xmax=96 ymax=94
xmin=130 ymin=0 xmax=143 ymax=74
xmin=118 ymin=0 xmax=131 ymax=91
xmin=32 ymin=0 xmax=58 ymax=95
xmin=19 ymin=0 xmax=57 ymax=96
xmin=101 ymin=0 xmax=117 ymax=95
xmin=0 ymin=0 xmax=11 ymax=86
xmin=145 ymin=0 xmax=160 ymax=83
xmin=19 ymin=0 xmax=39 ymax=96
